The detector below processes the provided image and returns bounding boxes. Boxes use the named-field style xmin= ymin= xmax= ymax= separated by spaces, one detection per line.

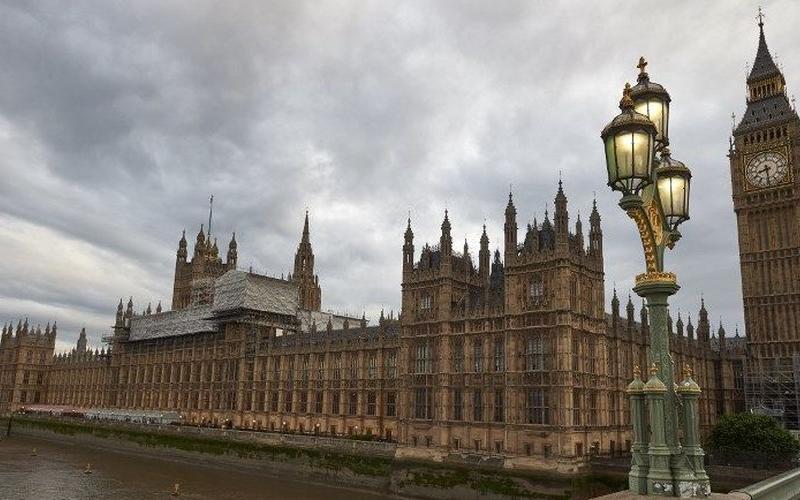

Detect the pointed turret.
xmin=125 ymin=297 xmax=134 ymax=320
xmin=115 ymin=298 xmax=124 ymax=326
xmin=292 ymin=211 xmax=322 ymax=311
xmin=504 ymin=192 xmax=517 ymax=265
xmin=676 ymin=313 xmax=684 ymax=337
xmin=403 ymin=217 xmax=414 ymax=278
xmin=440 ymin=210 xmax=452 ymax=257
xmin=574 ymin=212 xmax=584 ymax=253
xmin=718 ymin=321 xmax=727 ymax=348
xmin=697 ymin=297 xmax=710 ymax=343
xmin=626 ymin=294 xmax=635 ymax=329
xmin=177 ymin=230 xmax=188 ymax=262
xmin=156 ymin=301 xmax=162 ymax=314
xmin=463 ymin=238 xmax=472 ymax=271
xmin=610 ymin=287 xmax=620 ymax=332
xmin=554 ymin=179 xmax=569 ymax=248
xmin=77 ymin=327 xmax=87 ymax=352
xmin=227 ymin=232 xmax=237 ymax=266
xmin=194 ymin=224 xmax=206 ymax=256
xmin=640 ymin=299 xmax=649 ymax=332
xmin=479 ymin=224 xmax=490 ymax=280
xmin=687 ymin=314 xmax=695 ymax=340
xmin=588 ymin=198 xmax=603 ymax=263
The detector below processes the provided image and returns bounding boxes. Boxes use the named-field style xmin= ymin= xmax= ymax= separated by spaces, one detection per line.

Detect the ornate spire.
xmin=505 ymin=190 xmax=515 ymax=216
xmin=441 ymin=209 xmax=451 ymax=233
xmin=77 ymin=327 xmax=87 ymax=352
xmin=302 ymin=210 xmax=310 ymax=244
xmin=177 ymin=229 xmax=187 ymax=261
xmin=227 ymin=232 xmax=237 ymax=266
xmin=748 ymin=7 xmax=780 ymax=83
xmin=293 ymin=211 xmax=321 ymax=311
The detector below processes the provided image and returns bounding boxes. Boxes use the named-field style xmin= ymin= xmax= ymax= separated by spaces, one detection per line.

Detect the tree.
xmin=707 ymin=413 xmax=800 ymax=466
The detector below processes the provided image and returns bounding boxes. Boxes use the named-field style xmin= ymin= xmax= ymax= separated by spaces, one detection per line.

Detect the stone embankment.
xmin=4 ymin=415 xmax=623 ymax=499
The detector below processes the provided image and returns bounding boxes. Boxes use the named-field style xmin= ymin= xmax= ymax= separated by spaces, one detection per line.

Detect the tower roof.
xmin=747 ymin=15 xmax=780 ymax=83
xmin=735 ymin=13 xmax=797 ymax=135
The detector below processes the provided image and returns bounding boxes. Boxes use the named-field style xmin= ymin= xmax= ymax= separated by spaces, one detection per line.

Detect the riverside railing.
xmin=730 ymin=467 xmax=800 ymax=500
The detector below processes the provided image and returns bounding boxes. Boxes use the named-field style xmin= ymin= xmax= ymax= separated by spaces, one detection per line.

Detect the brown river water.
xmin=0 ymin=435 xmax=399 ymax=500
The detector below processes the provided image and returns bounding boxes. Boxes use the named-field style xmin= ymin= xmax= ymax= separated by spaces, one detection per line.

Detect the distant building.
xmin=0 ymin=190 xmax=744 ymax=470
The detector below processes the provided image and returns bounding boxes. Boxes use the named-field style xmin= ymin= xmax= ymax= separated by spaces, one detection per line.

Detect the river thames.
xmin=0 ymin=435 xmax=399 ymax=500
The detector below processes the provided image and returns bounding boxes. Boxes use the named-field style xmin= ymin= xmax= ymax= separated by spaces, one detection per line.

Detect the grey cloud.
xmin=1 ymin=0 xmax=795 ymax=347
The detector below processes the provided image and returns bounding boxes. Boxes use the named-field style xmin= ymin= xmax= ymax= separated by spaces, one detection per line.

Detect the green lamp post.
xmin=601 ymin=58 xmax=709 ymax=497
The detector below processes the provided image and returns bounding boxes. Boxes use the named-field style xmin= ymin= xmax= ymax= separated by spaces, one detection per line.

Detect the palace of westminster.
xmin=1 ymin=19 xmax=798 ymax=468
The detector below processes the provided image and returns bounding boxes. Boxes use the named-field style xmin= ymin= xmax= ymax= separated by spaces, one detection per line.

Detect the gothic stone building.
xmin=729 ymin=18 xmax=800 ymax=428
xmin=398 ymin=184 xmax=744 ymax=464
xmin=0 ymin=186 xmax=745 ymax=470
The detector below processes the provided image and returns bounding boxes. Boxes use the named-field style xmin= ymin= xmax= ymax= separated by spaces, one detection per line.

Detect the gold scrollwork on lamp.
xmin=635 ymin=271 xmax=677 ymax=286
xmin=625 ymin=206 xmax=659 ymax=273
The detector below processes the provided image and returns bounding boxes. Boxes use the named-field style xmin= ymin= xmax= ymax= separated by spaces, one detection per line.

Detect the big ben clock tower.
xmin=730 ymin=13 xmax=800 ymax=427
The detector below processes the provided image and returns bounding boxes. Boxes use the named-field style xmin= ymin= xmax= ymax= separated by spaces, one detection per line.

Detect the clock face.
xmin=745 ymin=151 xmax=789 ymax=188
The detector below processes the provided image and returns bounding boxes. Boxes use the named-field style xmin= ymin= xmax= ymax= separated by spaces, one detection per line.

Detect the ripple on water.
xmin=0 ymin=436 xmax=396 ymax=500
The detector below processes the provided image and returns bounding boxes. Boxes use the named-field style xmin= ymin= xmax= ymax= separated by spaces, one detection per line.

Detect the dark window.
xmin=473 ymin=338 xmax=483 ymax=372
xmin=315 ymin=392 xmax=323 ymax=413
xmin=473 ymin=390 xmax=483 ymax=421
xmin=349 ymin=392 xmax=358 ymax=415
xmin=414 ymin=387 xmax=433 ymax=419
xmin=494 ymin=389 xmax=504 ymax=423
xmin=493 ymin=338 xmax=505 ymax=372
xmin=452 ymin=338 xmax=464 ymax=373
xmin=526 ymin=388 xmax=549 ymax=424
xmin=453 ymin=389 xmax=463 ymax=421
xmin=386 ymin=392 xmax=397 ymax=417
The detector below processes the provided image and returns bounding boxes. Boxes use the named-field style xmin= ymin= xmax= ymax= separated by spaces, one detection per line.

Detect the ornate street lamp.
xmin=601 ymin=59 xmax=708 ymax=497
xmin=601 ymin=83 xmax=657 ymax=197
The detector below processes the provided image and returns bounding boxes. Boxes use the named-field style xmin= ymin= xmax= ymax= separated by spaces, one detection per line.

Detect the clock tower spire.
xmin=730 ymin=10 xmax=800 ymax=429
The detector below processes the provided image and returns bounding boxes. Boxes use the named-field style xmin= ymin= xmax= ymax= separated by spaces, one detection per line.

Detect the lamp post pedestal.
xmin=631 ymin=277 xmax=710 ymax=497
xmin=634 ymin=278 xmax=680 ymax=453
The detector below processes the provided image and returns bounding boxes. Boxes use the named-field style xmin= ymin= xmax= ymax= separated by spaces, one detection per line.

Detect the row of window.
xmin=109 ymin=389 xmax=399 ymax=416
xmin=413 ymin=336 xmax=546 ymax=374
xmin=414 ymin=388 xmax=550 ymax=424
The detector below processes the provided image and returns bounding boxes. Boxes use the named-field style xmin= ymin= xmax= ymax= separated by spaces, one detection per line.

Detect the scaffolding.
xmin=744 ymin=352 xmax=800 ymax=430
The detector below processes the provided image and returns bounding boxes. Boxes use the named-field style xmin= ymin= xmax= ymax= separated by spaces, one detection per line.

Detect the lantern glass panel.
xmin=656 ymin=173 xmax=689 ymax=227
xmin=608 ymin=129 xmax=653 ymax=193
xmin=604 ymin=136 xmax=618 ymax=184
xmin=635 ymin=98 xmax=669 ymax=144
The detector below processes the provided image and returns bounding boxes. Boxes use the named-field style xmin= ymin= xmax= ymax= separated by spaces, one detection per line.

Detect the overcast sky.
xmin=1 ymin=1 xmax=797 ymax=352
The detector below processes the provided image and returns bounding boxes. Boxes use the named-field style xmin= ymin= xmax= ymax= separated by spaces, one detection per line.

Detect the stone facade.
xmin=397 ymin=185 xmax=745 ymax=465
xmin=729 ymin=19 xmax=800 ymax=428
xmin=0 ymin=193 xmax=746 ymax=468
xmin=0 ymin=321 xmax=56 ymax=407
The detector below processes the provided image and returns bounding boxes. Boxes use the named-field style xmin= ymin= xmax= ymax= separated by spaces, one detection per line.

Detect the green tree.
xmin=707 ymin=413 xmax=800 ymax=464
